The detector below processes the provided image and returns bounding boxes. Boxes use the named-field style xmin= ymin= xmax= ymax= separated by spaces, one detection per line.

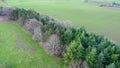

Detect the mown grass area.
xmin=0 ymin=22 xmax=65 ymax=68
xmin=1 ymin=0 xmax=119 ymax=44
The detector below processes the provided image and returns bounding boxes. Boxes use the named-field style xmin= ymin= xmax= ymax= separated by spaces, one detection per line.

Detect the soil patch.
xmin=0 ymin=16 xmax=15 ymax=23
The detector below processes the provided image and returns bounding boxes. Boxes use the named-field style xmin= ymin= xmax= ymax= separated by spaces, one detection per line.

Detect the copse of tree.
xmin=63 ymin=27 xmax=120 ymax=68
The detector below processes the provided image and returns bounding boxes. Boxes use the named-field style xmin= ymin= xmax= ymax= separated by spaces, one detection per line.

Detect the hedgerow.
xmin=12 ymin=8 xmax=120 ymax=68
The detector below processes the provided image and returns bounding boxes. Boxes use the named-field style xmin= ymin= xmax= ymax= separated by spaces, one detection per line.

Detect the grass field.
xmin=1 ymin=0 xmax=119 ymax=44
xmin=0 ymin=0 xmax=120 ymax=67
xmin=0 ymin=22 xmax=65 ymax=68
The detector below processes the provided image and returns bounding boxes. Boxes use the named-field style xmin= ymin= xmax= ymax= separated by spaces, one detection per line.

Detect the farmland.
xmin=1 ymin=0 xmax=119 ymax=43
xmin=0 ymin=22 xmax=64 ymax=68
xmin=0 ymin=0 xmax=120 ymax=68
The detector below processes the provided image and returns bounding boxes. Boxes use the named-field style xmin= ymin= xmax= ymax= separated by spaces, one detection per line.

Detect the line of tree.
xmin=12 ymin=8 xmax=120 ymax=68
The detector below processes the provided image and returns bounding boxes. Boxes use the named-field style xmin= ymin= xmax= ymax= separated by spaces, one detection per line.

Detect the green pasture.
xmin=0 ymin=22 xmax=65 ymax=68
xmin=1 ymin=0 xmax=119 ymax=43
xmin=0 ymin=0 xmax=120 ymax=67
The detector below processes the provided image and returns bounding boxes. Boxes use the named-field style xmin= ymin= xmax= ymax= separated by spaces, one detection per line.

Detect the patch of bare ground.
xmin=0 ymin=16 xmax=15 ymax=23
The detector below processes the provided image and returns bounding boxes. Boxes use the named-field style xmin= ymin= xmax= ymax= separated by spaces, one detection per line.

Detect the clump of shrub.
xmin=12 ymin=8 xmax=40 ymax=25
xmin=12 ymin=8 xmax=67 ymax=39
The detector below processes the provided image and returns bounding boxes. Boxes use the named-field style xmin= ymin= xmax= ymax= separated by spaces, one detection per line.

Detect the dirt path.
xmin=0 ymin=16 xmax=15 ymax=23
